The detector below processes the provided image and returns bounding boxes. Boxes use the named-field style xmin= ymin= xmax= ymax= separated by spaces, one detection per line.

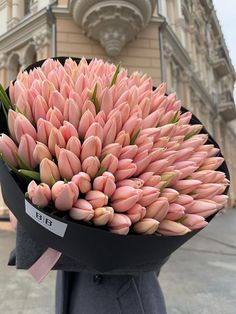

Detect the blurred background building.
xmin=0 ymin=0 xmax=235 ymax=216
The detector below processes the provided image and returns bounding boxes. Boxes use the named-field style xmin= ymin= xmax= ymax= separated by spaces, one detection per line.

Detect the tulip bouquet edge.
xmin=0 ymin=56 xmax=230 ymax=273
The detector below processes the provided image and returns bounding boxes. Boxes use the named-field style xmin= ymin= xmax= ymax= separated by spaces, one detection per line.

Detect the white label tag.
xmin=25 ymin=200 xmax=68 ymax=237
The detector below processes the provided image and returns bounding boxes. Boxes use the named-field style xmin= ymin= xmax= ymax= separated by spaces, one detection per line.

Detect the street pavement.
xmin=0 ymin=208 xmax=236 ymax=314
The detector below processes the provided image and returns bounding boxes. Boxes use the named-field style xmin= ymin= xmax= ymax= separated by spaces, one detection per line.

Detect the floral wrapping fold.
xmin=0 ymin=56 xmax=230 ymax=274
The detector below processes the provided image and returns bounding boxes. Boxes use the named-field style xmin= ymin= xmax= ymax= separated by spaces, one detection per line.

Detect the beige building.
xmin=0 ymin=0 xmax=235 ymax=210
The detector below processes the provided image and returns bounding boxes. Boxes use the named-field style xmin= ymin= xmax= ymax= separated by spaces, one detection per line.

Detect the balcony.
xmin=212 ymin=48 xmax=230 ymax=77
xmin=218 ymin=91 xmax=236 ymax=121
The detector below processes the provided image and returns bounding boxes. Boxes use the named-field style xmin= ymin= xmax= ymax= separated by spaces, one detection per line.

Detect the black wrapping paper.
xmin=0 ymin=57 xmax=230 ymax=273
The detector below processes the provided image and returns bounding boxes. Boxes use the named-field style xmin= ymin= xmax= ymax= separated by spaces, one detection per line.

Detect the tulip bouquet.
xmin=0 ymin=57 xmax=229 ymax=274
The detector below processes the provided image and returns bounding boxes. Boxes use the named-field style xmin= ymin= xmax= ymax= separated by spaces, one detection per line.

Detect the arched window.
xmin=7 ymin=53 xmax=21 ymax=83
xmin=24 ymin=44 xmax=37 ymax=68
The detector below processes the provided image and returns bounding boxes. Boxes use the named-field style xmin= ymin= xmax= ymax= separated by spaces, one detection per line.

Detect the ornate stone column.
xmin=70 ymin=0 xmax=156 ymax=57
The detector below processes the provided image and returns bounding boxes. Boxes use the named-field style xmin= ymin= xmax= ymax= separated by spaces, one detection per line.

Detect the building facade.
xmin=0 ymin=0 xmax=235 ymax=211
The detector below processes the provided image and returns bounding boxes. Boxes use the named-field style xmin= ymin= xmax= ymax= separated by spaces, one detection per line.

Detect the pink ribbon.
xmin=28 ymin=248 xmax=62 ymax=283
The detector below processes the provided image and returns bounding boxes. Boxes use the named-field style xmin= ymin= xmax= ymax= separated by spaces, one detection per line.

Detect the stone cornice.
xmin=0 ymin=8 xmax=48 ymax=52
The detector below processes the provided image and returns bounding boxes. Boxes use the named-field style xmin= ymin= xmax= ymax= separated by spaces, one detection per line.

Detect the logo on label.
xmin=25 ymin=200 xmax=68 ymax=237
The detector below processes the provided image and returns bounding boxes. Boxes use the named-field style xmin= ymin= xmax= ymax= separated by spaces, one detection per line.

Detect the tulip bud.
xmin=133 ymin=218 xmax=159 ymax=235
xmin=60 ymin=122 xmax=78 ymax=142
xmin=111 ymin=186 xmax=139 ymax=212
xmin=126 ymin=204 xmax=146 ymax=223
xmin=58 ymin=149 xmax=81 ymax=180
xmin=108 ymin=213 xmax=131 ymax=235
xmin=78 ymin=110 xmax=95 ymax=139
xmin=139 ymin=187 xmax=160 ymax=207
xmin=37 ymin=118 xmax=53 ymax=145
xmin=14 ymin=113 xmax=37 ymax=143
xmin=33 ymin=142 xmax=52 ymax=164
xmin=72 ymin=172 xmax=91 ymax=193
xmin=46 ymin=107 xmax=63 ymax=128
xmin=40 ymin=158 xmax=60 ymax=186
xmin=52 ymin=181 xmax=79 ymax=211
xmin=85 ymin=190 xmax=108 ymax=208
xmin=92 ymin=207 xmax=114 ymax=226
xmin=101 ymin=154 xmax=119 ymax=174
xmin=158 ymin=220 xmax=191 ymax=236
xmin=102 ymin=143 xmax=122 ymax=158
xmin=70 ymin=199 xmax=94 ymax=221
xmin=0 ymin=134 xmax=18 ymax=167
xmin=48 ymin=128 xmax=66 ymax=156
xmin=27 ymin=181 xmax=51 ymax=208
xmin=116 ymin=178 xmax=144 ymax=189
xmin=115 ymin=159 xmax=137 ymax=181
xmin=181 ymin=214 xmax=208 ymax=230
xmin=32 ymin=95 xmax=48 ymax=122
xmin=145 ymin=197 xmax=169 ymax=221
xmin=82 ymin=156 xmax=100 ymax=178
xmin=66 ymin=136 xmax=81 ymax=157
xmin=17 ymin=134 xmax=37 ymax=169
xmin=115 ymin=131 xmax=130 ymax=146
xmin=160 ymin=188 xmax=179 ymax=203
xmin=84 ymin=122 xmax=104 ymax=142
xmin=93 ymin=175 xmax=116 ymax=197
xmin=80 ymin=136 xmax=102 ymax=162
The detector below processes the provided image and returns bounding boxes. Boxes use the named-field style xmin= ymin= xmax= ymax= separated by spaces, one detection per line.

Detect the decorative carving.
xmin=70 ymin=0 xmax=156 ymax=57
xmin=33 ymin=29 xmax=50 ymax=51
xmin=0 ymin=53 xmax=8 ymax=69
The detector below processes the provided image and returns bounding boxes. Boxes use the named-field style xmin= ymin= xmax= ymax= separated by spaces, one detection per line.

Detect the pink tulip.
xmin=84 ymin=122 xmax=104 ymax=142
xmin=139 ymin=97 xmax=151 ymax=118
xmin=58 ymin=149 xmax=81 ymax=180
xmin=80 ymin=136 xmax=102 ymax=162
xmin=78 ymin=110 xmax=95 ymax=139
xmin=85 ymin=190 xmax=108 ymax=208
xmin=115 ymin=159 xmax=137 ymax=181
xmin=93 ymin=175 xmax=116 ymax=197
xmin=33 ymin=142 xmax=52 ymax=164
xmin=101 ymin=154 xmax=119 ymax=173
xmin=212 ymin=194 xmax=228 ymax=206
xmin=46 ymin=107 xmax=63 ymax=128
xmin=194 ymin=184 xmax=225 ymax=199
xmin=115 ymin=131 xmax=130 ymax=146
xmin=27 ymin=181 xmax=51 ymax=208
xmin=60 ymin=122 xmax=78 ymax=142
xmin=165 ymin=203 xmax=185 ymax=220
xmin=65 ymin=136 xmax=81 ymax=157
xmin=116 ymin=178 xmax=144 ymax=189
xmin=52 ymin=181 xmax=79 ymax=211
xmin=111 ymin=186 xmax=140 ymax=212
xmin=174 ymin=147 xmax=194 ymax=162
xmin=72 ymin=172 xmax=91 ymax=193
xmin=0 ymin=134 xmax=18 ymax=167
xmin=180 ymin=134 xmax=208 ymax=150
xmin=32 ymin=95 xmax=48 ymax=121
xmin=199 ymin=144 xmax=219 ymax=157
xmin=119 ymin=145 xmax=138 ymax=160
xmin=18 ymin=134 xmax=37 ymax=169
xmin=102 ymin=117 xmax=117 ymax=146
xmin=102 ymin=143 xmax=122 ymax=158
xmin=14 ymin=113 xmax=37 ymax=143
xmin=161 ymin=188 xmax=179 ymax=202
xmin=94 ymin=110 xmax=106 ymax=127
xmin=126 ymin=204 xmax=146 ymax=223
xmin=82 ymin=99 xmax=96 ymax=117
xmin=70 ymin=199 xmax=94 ymax=221
xmin=48 ymin=128 xmax=66 ymax=155
xmin=199 ymin=157 xmax=224 ymax=171
xmin=37 ymin=118 xmax=53 ymax=145
xmin=7 ymin=110 xmax=18 ymax=141
xmin=181 ymin=214 xmax=208 ymax=230
xmin=123 ymin=116 xmax=142 ymax=138
xmin=63 ymin=98 xmax=81 ymax=129
xmin=185 ymin=200 xmax=217 ymax=215
xmin=100 ymin=87 xmax=114 ymax=115
xmin=49 ymin=90 xmax=65 ymax=113
xmin=145 ymin=197 xmax=169 ymax=220
xmin=172 ymin=179 xmax=202 ymax=194
xmin=142 ymin=110 xmax=161 ymax=129
xmin=139 ymin=187 xmax=160 ymax=207
xmin=145 ymin=159 xmax=169 ymax=174
xmin=92 ymin=207 xmax=114 ymax=226
xmin=108 ymin=213 xmax=131 ymax=235
xmin=133 ymin=218 xmax=159 ymax=235
xmin=15 ymin=94 xmax=33 ymax=122
xmin=40 ymin=158 xmax=60 ymax=186
xmin=82 ymin=156 xmax=100 ymax=178
xmin=176 ymin=194 xmax=193 ymax=206
xmin=158 ymin=220 xmax=191 ymax=236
